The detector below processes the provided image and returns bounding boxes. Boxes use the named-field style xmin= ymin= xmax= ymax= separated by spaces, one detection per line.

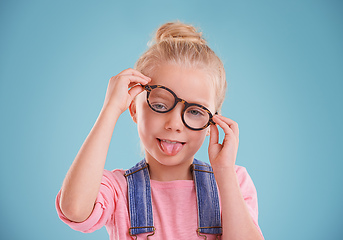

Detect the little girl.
xmin=56 ymin=21 xmax=264 ymax=240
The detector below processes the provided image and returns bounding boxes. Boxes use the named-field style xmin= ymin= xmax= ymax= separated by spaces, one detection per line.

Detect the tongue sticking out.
xmin=160 ymin=140 xmax=184 ymax=156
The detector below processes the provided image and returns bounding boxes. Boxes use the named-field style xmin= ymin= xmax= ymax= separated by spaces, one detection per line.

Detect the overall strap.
xmin=192 ymin=159 xmax=222 ymax=236
xmin=125 ymin=159 xmax=222 ymax=238
xmin=124 ymin=160 xmax=155 ymax=237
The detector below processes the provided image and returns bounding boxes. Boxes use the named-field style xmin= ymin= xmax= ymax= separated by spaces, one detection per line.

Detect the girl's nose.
xmin=164 ymin=104 xmax=184 ymax=132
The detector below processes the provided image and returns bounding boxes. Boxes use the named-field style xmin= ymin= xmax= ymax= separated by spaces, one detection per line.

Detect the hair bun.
xmin=155 ymin=22 xmax=207 ymax=45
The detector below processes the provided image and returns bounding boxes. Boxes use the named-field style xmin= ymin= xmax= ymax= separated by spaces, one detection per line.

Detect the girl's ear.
xmin=129 ymin=100 xmax=137 ymax=124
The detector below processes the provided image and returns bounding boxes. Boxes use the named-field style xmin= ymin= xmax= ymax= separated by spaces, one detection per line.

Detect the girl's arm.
xmin=209 ymin=115 xmax=263 ymax=240
xmin=59 ymin=69 xmax=150 ymax=223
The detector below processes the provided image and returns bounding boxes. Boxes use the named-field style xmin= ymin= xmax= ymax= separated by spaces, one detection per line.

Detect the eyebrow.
xmin=180 ymin=96 xmax=211 ymax=109
xmin=149 ymin=84 xmax=213 ymax=110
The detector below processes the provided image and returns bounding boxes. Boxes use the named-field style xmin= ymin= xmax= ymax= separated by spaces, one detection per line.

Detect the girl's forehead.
xmin=149 ymin=64 xmax=216 ymax=109
xmin=150 ymin=64 xmax=212 ymax=88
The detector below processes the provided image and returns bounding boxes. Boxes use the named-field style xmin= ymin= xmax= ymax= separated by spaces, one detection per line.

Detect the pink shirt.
xmin=56 ymin=165 xmax=263 ymax=239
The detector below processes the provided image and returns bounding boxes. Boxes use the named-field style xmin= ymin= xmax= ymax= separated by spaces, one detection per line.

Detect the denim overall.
xmin=124 ymin=159 xmax=222 ymax=239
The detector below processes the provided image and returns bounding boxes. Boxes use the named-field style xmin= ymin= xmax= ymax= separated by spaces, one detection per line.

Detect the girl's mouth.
xmin=157 ymin=138 xmax=185 ymax=156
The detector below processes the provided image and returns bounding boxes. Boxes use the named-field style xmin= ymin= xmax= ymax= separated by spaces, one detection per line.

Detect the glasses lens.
xmin=183 ymin=105 xmax=210 ymax=129
xmin=148 ymin=87 xmax=175 ymax=112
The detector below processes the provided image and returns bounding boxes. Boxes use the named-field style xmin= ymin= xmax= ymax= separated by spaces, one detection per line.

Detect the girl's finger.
xmin=128 ymin=85 xmax=144 ymax=101
xmin=215 ymin=115 xmax=239 ymax=139
xmin=212 ymin=116 xmax=238 ymax=144
xmin=213 ymin=116 xmax=233 ymax=136
xmin=118 ymin=75 xmax=149 ymax=86
xmin=209 ymin=123 xmax=219 ymax=146
xmin=118 ymin=68 xmax=151 ymax=81
xmin=128 ymin=81 xmax=146 ymax=89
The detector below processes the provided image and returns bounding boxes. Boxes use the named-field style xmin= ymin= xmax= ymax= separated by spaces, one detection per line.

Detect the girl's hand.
xmin=208 ymin=115 xmax=239 ymax=169
xmin=102 ymin=68 xmax=151 ymax=114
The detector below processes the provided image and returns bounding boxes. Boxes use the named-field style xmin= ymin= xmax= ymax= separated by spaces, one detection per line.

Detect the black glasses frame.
xmin=143 ymin=84 xmax=217 ymax=131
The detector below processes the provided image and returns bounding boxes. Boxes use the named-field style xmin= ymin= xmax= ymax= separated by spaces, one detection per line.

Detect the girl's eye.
xmin=151 ymin=103 xmax=168 ymax=111
xmin=187 ymin=108 xmax=205 ymax=116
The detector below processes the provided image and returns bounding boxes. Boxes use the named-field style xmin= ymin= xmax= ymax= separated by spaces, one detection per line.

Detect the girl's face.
xmin=131 ymin=63 xmax=216 ymax=180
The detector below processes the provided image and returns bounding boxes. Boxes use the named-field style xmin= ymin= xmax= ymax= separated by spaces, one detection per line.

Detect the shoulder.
xmin=104 ymin=168 xmax=126 ymax=180
xmin=100 ymin=169 xmax=127 ymax=197
xmin=104 ymin=168 xmax=127 ymax=182
xmin=234 ymin=166 xmax=262 ymax=235
xmin=234 ymin=165 xmax=257 ymax=196
xmin=234 ymin=165 xmax=251 ymax=179
xmin=234 ymin=165 xmax=248 ymax=177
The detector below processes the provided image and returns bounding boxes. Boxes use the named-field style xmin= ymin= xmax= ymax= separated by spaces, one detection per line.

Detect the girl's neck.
xmin=145 ymin=156 xmax=193 ymax=182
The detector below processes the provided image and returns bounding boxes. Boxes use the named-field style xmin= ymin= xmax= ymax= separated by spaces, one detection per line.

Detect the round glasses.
xmin=143 ymin=85 xmax=217 ymax=131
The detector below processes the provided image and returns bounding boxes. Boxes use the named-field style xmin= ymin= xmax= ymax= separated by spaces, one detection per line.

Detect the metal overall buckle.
xmin=197 ymin=227 xmax=222 ymax=240
xmin=129 ymin=226 xmax=156 ymax=240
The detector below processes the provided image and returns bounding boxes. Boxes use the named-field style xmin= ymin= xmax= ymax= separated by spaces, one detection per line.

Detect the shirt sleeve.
xmin=55 ymin=169 xmax=123 ymax=233
xmin=235 ymin=166 xmax=264 ymax=238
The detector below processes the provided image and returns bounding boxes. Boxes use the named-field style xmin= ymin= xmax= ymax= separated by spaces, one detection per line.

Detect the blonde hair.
xmin=135 ymin=21 xmax=227 ymax=112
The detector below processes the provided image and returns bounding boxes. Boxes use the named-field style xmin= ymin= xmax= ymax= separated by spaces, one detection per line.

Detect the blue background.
xmin=1 ymin=0 xmax=342 ymax=239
